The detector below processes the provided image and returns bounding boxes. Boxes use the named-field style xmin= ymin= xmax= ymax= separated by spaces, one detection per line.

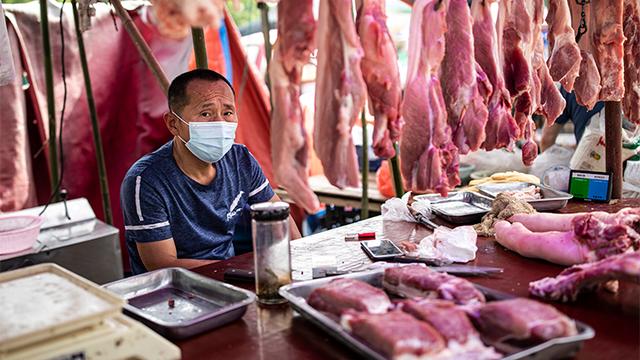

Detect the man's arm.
xmin=540 ymin=123 xmax=564 ymax=152
xmin=269 ymin=194 xmax=302 ymax=239
xmin=137 ymin=238 xmax=219 ymax=271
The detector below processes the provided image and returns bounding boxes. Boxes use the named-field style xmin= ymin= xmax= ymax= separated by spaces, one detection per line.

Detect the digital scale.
xmin=0 ymin=263 xmax=180 ymax=360
xmin=568 ymin=170 xmax=612 ymax=202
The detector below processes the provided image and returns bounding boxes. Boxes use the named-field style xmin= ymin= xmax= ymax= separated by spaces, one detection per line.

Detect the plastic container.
xmin=0 ymin=215 xmax=44 ymax=254
xmin=250 ymin=202 xmax=291 ymax=305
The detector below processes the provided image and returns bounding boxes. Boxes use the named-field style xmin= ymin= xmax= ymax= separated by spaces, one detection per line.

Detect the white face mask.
xmin=173 ymin=111 xmax=237 ymax=163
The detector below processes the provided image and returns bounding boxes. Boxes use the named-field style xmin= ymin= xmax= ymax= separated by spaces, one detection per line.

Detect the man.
xmin=121 ymin=69 xmax=300 ymax=275
xmin=540 ymin=88 xmax=604 ymax=152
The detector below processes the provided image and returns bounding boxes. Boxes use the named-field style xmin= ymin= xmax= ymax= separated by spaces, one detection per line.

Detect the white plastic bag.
xmin=381 ymin=193 xmax=432 ymax=223
xmin=415 ymin=226 xmax=478 ymax=263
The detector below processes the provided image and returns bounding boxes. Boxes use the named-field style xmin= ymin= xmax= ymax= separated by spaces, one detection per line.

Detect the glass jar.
xmin=250 ymin=202 xmax=291 ymax=305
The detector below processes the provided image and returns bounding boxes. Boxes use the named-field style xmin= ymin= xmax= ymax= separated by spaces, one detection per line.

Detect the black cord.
xmin=39 ymin=0 xmax=69 ymax=219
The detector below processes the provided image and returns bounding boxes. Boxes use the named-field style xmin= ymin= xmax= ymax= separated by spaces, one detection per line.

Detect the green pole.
xmin=71 ymin=0 xmax=113 ymax=224
xmin=40 ymin=0 xmax=59 ymax=201
xmin=389 ymin=143 xmax=404 ymax=197
xmin=257 ymin=1 xmax=272 ymax=91
xmin=191 ymin=27 xmax=208 ymax=69
xmin=360 ymin=111 xmax=369 ymax=219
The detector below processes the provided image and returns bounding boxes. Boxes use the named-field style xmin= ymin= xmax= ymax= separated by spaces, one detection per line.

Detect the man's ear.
xmin=164 ymin=112 xmax=179 ymax=136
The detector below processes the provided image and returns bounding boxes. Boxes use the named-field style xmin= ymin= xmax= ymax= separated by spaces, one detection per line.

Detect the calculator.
xmin=568 ymin=170 xmax=612 ymax=202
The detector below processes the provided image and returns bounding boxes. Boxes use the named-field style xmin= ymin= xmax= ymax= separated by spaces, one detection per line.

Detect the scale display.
xmin=568 ymin=170 xmax=612 ymax=202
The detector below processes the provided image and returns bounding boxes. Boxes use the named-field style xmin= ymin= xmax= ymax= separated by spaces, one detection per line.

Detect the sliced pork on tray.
xmin=307 ymin=278 xmax=391 ymax=316
xmin=400 ymin=299 xmax=500 ymax=359
xmin=383 ymin=264 xmax=486 ymax=305
xmin=356 ymin=0 xmax=403 ymax=159
xmin=343 ymin=310 xmax=447 ymax=359
xmin=270 ymin=0 xmax=320 ymax=213
xmin=400 ymin=0 xmax=460 ymax=196
xmin=470 ymin=298 xmax=578 ymax=344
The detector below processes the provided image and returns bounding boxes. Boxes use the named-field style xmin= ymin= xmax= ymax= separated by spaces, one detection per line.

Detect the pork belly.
xmin=307 ymin=278 xmax=391 ymax=316
xmin=383 ymin=265 xmax=486 ymax=305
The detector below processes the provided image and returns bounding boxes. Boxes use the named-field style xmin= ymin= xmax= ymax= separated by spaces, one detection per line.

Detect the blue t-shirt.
xmin=555 ymin=88 xmax=605 ymax=143
xmin=120 ymin=141 xmax=274 ymax=274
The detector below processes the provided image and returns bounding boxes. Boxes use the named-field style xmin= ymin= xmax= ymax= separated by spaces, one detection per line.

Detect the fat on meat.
xmin=269 ymin=0 xmax=320 ymax=213
xmin=530 ymin=251 xmax=640 ymax=302
xmin=441 ymin=0 xmax=489 ymax=154
xmin=546 ymin=0 xmax=582 ymax=92
xmin=314 ymin=0 xmax=367 ymax=189
xmin=400 ymin=0 xmax=460 ymax=196
xmin=471 ymin=0 xmax=519 ymax=151
xmin=590 ymin=0 xmax=626 ymax=101
xmin=623 ymin=0 xmax=640 ymax=124
xmin=356 ymin=0 xmax=403 ymax=158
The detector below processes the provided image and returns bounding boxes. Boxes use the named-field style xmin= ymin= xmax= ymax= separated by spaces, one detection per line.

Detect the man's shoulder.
xmin=123 ymin=141 xmax=173 ymax=186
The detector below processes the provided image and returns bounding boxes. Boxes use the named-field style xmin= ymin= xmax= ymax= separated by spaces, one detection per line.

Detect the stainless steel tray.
xmin=103 ymin=267 xmax=255 ymax=339
xmin=415 ymin=191 xmax=492 ymax=224
xmin=279 ymin=269 xmax=594 ymax=360
xmin=477 ymin=182 xmax=573 ymax=211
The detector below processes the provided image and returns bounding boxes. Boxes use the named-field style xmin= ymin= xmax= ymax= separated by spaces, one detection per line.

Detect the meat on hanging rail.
xmin=356 ymin=0 xmax=403 ymax=159
xmin=471 ymin=0 xmax=519 ymax=151
xmin=269 ymin=0 xmax=320 ymax=213
xmin=314 ymin=0 xmax=367 ymax=189
xmin=440 ymin=0 xmax=489 ymax=154
xmin=400 ymin=0 xmax=460 ymax=196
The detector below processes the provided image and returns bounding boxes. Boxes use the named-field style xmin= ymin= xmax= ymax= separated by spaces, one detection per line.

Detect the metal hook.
xmin=574 ymin=0 xmax=590 ymax=43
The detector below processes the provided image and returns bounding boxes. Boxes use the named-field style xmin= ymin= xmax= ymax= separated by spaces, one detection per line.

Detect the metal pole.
xmin=40 ymin=0 xmax=59 ymax=201
xmin=71 ymin=0 xmax=113 ymax=224
xmin=110 ymin=0 xmax=170 ymax=94
xmin=604 ymin=101 xmax=623 ymax=199
xmin=360 ymin=111 xmax=369 ymax=219
xmin=389 ymin=143 xmax=404 ymax=197
xmin=191 ymin=27 xmax=208 ymax=69
xmin=257 ymin=1 xmax=272 ymax=91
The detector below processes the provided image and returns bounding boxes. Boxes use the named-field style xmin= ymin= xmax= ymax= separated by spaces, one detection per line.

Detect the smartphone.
xmin=361 ymin=240 xmax=403 ymax=261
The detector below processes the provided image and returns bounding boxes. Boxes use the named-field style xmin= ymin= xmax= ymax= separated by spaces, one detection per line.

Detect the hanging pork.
xmin=471 ymin=0 xmax=519 ymax=151
xmin=269 ymin=0 xmax=320 ymax=213
xmin=314 ymin=0 xmax=367 ymax=189
xmin=400 ymin=0 xmax=460 ymax=196
xmin=440 ymin=0 xmax=490 ymax=154
xmin=355 ymin=0 xmax=403 ymax=159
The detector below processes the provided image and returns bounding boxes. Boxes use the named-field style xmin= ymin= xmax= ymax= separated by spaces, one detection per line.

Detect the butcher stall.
xmin=1 ymin=0 xmax=640 ymax=360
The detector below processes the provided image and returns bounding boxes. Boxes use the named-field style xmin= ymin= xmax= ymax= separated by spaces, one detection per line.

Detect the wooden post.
xmin=390 ymin=143 xmax=404 ymax=197
xmin=71 ymin=0 xmax=113 ymax=224
xmin=257 ymin=1 xmax=272 ymax=91
xmin=605 ymin=101 xmax=623 ymax=199
xmin=191 ymin=27 xmax=208 ymax=69
xmin=110 ymin=0 xmax=170 ymax=94
xmin=361 ymin=111 xmax=369 ymax=219
xmin=39 ymin=0 xmax=59 ymax=201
